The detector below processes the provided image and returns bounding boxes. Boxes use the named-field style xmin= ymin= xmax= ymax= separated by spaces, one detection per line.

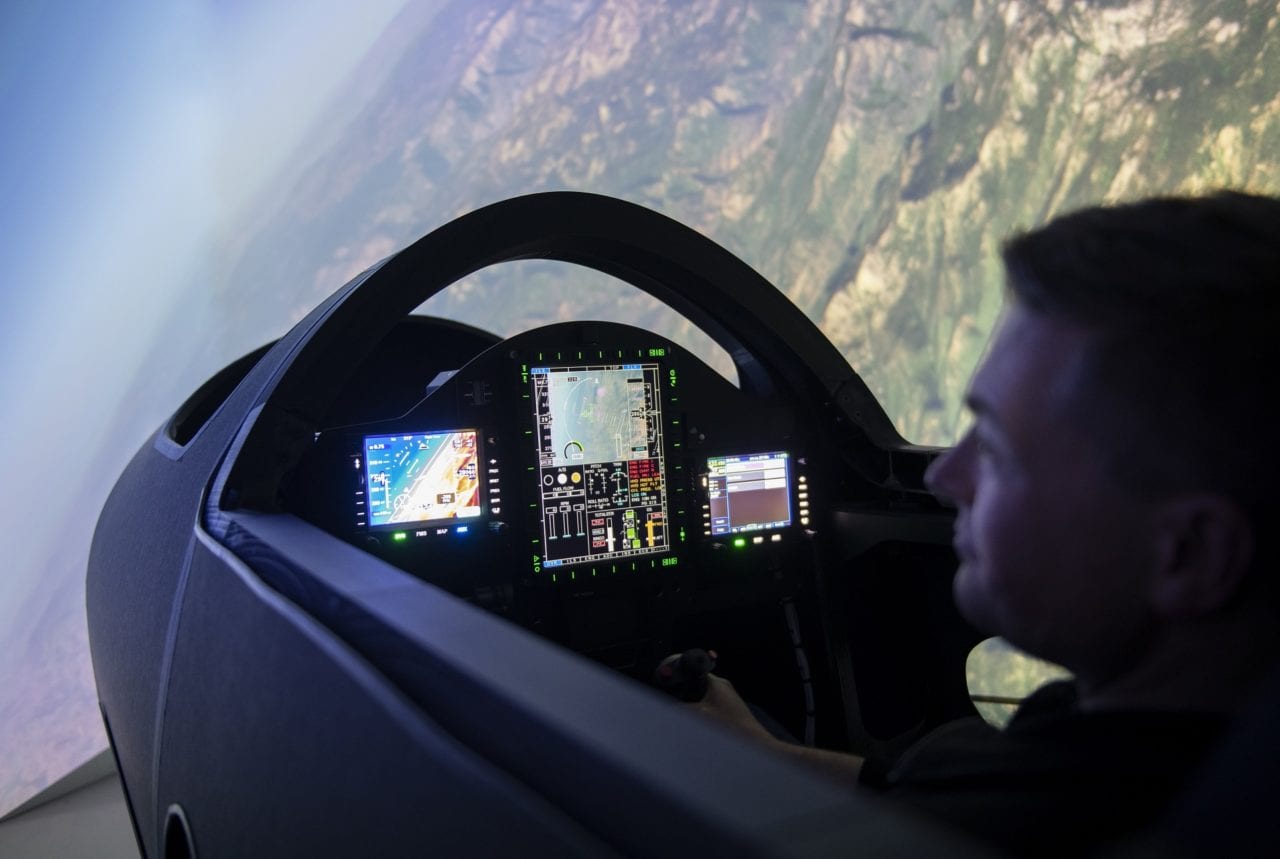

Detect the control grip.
xmin=654 ymin=648 xmax=718 ymax=702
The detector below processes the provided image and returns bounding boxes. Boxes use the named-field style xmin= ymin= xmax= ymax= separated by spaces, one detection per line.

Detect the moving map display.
xmin=364 ymin=429 xmax=482 ymax=527
xmin=531 ymin=363 xmax=668 ymax=568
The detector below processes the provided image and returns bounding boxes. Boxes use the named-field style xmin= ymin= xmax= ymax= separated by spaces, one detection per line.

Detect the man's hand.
xmin=693 ymin=673 xmax=866 ymax=784
xmin=694 ymin=674 xmax=776 ymax=741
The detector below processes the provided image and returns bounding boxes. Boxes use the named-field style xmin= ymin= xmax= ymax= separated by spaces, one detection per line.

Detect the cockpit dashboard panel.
xmin=285 ymin=319 xmax=817 ymax=667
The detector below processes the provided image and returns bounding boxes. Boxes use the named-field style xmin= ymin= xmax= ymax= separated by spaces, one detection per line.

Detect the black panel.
xmin=157 ymin=536 xmax=609 ymax=856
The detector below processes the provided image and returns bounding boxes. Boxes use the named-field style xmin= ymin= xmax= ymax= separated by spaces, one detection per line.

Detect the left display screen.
xmin=364 ymin=429 xmax=482 ymax=528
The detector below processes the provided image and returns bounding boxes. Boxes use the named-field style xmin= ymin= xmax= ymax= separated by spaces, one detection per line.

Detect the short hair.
xmin=1000 ymin=192 xmax=1280 ymax=521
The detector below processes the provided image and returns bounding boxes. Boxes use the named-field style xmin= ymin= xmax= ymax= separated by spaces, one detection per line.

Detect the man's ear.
xmin=1150 ymin=494 xmax=1255 ymax=618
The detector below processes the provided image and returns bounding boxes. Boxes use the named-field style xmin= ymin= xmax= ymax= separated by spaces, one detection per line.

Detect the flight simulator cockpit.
xmin=87 ymin=192 xmax=976 ymax=856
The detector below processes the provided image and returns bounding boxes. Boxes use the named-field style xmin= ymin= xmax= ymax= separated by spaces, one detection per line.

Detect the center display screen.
xmin=531 ymin=363 xmax=668 ymax=568
xmin=364 ymin=429 xmax=482 ymax=528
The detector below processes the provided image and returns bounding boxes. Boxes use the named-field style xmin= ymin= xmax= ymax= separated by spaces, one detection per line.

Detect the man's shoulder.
xmin=876 ymin=681 xmax=1226 ymax=853
xmin=892 ymin=680 xmax=1221 ymax=781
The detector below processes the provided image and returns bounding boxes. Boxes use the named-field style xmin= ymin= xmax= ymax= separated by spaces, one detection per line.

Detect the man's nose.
xmin=924 ymin=443 xmax=967 ymax=507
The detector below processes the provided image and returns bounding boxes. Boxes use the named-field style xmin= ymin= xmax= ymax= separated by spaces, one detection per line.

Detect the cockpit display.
xmin=531 ymin=363 xmax=669 ymax=568
xmin=706 ymin=451 xmax=792 ymax=535
xmin=364 ymin=429 xmax=482 ymax=527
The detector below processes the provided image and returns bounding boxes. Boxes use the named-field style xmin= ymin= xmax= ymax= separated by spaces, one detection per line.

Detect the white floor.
xmin=0 ymin=765 xmax=139 ymax=858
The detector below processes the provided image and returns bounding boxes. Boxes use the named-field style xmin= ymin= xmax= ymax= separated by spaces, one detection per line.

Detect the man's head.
xmin=927 ymin=192 xmax=1280 ymax=690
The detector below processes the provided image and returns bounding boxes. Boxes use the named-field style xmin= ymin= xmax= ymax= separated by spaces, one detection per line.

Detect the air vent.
xmin=166 ymin=342 xmax=274 ymax=446
xmin=163 ymin=803 xmax=196 ymax=859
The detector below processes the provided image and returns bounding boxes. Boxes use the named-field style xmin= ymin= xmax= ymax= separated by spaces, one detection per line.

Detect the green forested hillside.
xmin=221 ymin=0 xmax=1280 ymax=445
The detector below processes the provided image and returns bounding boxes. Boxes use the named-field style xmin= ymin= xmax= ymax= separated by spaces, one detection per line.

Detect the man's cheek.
xmin=952 ymin=562 xmax=995 ymax=633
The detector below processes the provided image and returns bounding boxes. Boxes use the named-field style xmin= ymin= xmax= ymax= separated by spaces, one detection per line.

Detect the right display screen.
xmin=706 ymin=451 xmax=792 ymax=535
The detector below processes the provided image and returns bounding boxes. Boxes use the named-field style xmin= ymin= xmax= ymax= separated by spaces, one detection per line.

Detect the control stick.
xmin=654 ymin=648 xmax=717 ymax=702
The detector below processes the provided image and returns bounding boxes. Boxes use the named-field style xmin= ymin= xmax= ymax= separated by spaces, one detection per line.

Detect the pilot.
xmin=696 ymin=190 xmax=1280 ymax=853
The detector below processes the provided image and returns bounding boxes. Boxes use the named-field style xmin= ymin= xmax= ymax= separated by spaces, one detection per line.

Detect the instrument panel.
xmin=286 ymin=319 xmax=823 ymax=667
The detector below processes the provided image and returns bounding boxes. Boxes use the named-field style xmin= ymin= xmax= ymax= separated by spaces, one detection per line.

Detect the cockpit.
xmin=288 ymin=316 xmax=840 ymax=734
xmin=88 ymin=192 xmax=981 ymax=855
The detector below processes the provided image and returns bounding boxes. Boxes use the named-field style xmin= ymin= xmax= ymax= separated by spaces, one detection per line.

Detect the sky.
xmin=0 ymin=0 xmax=408 ymax=816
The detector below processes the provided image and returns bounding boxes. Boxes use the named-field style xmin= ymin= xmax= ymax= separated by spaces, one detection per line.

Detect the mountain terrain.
xmin=220 ymin=0 xmax=1280 ymax=444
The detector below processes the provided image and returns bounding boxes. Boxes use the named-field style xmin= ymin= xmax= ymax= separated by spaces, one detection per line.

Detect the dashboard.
xmin=188 ymin=189 xmax=976 ymax=753
xmin=208 ymin=190 xmax=977 ymax=754
xmin=286 ymin=319 xmax=830 ymax=699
